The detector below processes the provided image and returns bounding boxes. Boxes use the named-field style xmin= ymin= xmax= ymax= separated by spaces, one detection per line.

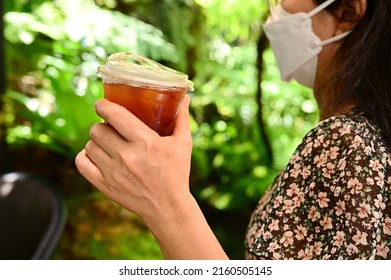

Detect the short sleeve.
xmin=246 ymin=115 xmax=391 ymax=260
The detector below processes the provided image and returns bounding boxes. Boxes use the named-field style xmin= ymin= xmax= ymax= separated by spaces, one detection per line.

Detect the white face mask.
xmin=263 ymin=0 xmax=351 ymax=88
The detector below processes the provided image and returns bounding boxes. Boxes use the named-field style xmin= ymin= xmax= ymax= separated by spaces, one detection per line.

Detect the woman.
xmin=75 ymin=0 xmax=391 ymax=259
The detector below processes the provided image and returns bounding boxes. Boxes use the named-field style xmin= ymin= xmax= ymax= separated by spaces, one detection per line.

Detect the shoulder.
xmin=306 ymin=112 xmax=378 ymax=147
xmin=291 ymin=111 xmax=389 ymax=167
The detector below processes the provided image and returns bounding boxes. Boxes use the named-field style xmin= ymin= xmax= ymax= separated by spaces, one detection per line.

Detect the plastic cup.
xmin=97 ymin=52 xmax=193 ymax=136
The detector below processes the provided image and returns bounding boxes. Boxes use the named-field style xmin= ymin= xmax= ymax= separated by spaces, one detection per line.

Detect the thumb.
xmin=173 ymin=94 xmax=191 ymax=138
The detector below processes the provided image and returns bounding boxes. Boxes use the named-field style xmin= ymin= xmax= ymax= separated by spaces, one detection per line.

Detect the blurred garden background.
xmin=0 ymin=0 xmax=319 ymax=259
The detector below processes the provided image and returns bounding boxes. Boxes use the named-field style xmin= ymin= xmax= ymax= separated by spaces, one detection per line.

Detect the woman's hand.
xmin=75 ymin=95 xmax=228 ymax=259
xmin=75 ymin=95 xmax=195 ymax=230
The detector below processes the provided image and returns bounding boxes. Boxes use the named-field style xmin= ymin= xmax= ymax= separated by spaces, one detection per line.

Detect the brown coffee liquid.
xmin=103 ymin=83 xmax=186 ymax=136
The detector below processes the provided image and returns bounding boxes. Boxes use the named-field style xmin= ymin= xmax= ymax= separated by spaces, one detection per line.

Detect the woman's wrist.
xmin=143 ymin=190 xmax=198 ymax=239
xmin=142 ymin=190 xmax=228 ymax=259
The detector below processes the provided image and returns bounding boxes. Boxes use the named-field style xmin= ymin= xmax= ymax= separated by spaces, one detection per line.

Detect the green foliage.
xmin=188 ymin=0 xmax=318 ymax=210
xmin=4 ymin=0 xmax=178 ymax=157
xmin=52 ymin=192 xmax=163 ymax=260
xmin=3 ymin=0 xmax=319 ymax=211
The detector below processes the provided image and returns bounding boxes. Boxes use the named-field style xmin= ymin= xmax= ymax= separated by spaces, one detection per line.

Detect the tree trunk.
xmin=256 ymin=32 xmax=273 ymax=167
xmin=0 ymin=0 xmax=8 ymax=174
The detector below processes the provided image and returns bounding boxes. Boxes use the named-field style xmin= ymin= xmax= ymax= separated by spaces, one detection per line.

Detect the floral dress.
xmin=245 ymin=110 xmax=391 ymax=259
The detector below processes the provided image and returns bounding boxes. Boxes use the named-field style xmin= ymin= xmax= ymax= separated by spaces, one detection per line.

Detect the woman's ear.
xmin=335 ymin=0 xmax=367 ymax=34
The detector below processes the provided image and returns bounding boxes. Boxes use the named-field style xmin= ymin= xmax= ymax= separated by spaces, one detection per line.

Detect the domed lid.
xmin=98 ymin=52 xmax=193 ymax=91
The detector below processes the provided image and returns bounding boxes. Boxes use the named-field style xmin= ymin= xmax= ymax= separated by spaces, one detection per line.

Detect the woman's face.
xmin=270 ymin=0 xmax=342 ymax=88
xmin=271 ymin=0 xmax=316 ymax=14
xmin=277 ymin=0 xmax=339 ymax=41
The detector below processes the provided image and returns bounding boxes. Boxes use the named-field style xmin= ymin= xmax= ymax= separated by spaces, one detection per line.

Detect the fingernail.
xmin=183 ymin=94 xmax=190 ymax=107
xmin=94 ymin=100 xmax=102 ymax=111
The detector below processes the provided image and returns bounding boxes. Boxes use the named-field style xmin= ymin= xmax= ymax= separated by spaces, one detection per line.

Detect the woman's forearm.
xmin=149 ymin=194 xmax=229 ymax=260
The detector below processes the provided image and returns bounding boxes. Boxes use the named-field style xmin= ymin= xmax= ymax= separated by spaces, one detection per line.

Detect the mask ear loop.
xmin=306 ymin=0 xmax=353 ymax=46
xmin=307 ymin=0 xmax=336 ymax=18
xmin=320 ymin=30 xmax=353 ymax=46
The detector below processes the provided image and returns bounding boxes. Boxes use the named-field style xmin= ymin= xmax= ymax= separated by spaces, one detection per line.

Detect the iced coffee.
xmin=98 ymin=52 xmax=193 ymax=136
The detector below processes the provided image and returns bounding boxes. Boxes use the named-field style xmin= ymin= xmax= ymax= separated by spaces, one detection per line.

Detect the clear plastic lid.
xmin=98 ymin=52 xmax=194 ymax=91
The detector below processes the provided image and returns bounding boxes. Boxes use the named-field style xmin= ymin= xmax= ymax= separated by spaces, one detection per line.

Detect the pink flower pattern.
xmin=245 ymin=111 xmax=391 ymax=259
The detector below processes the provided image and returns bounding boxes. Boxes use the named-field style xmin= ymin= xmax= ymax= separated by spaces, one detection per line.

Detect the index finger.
xmin=94 ymin=99 xmax=155 ymax=142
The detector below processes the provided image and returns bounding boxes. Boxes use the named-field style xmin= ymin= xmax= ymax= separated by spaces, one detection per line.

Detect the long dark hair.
xmin=315 ymin=0 xmax=391 ymax=147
